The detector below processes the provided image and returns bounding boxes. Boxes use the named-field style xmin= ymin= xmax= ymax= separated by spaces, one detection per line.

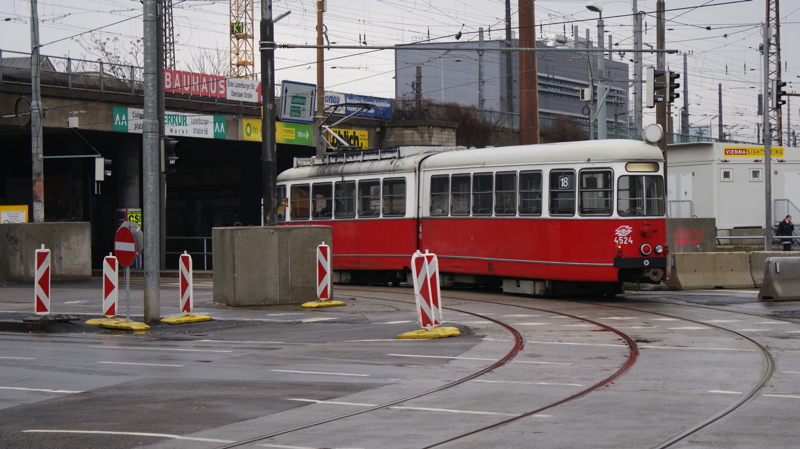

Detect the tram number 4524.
xmin=614 ymin=236 xmax=634 ymax=245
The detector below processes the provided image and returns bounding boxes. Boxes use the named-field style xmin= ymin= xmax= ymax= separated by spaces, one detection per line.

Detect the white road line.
xmin=737 ymin=329 xmax=772 ymax=332
xmin=472 ymin=379 xmax=584 ymax=387
xmin=285 ymin=398 xmax=516 ymax=417
xmin=258 ymin=444 xmax=363 ymax=449
xmin=271 ymin=369 xmax=370 ymax=377
xmin=375 ymin=321 xmax=413 ymax=324
xmin=0 ymin=356 xmax=35 ymax=360
xmin=781 ymin=371 xmax=800 ymax=374
xmin=0 ymin=386 xmax=82 ymax=394
xmin=98 ymin=361 xmax=184 ymax=367
xmin=651 ymin=318 xmax=679 ymax=321
xmin=22 ymin=429 xmax=233 ymax=443
xmin=502 ymin=314 xmax=542 ymax=318
xmin=516 ymin=322 xmax=550 ymax=326
xmin=604 ymin=317 xmax=638 ymax=320
xmin=561 ymin=324 xmax=597 ymax=327
xmin=198 ymin=339 xmax=293 ymax=344
xmin=667 ymin=327 xmax=710 ymax=330
xmin=524 ymin=341 xmax=628 ymax=348
xmin=708 ymin=390 xmax=742 ymax=395
xmin=389 ymin=353 xmax=496 ymax=361
xmin=640 ymin=345 xmax=756 ymax=352
xmin=301 ymin=317 xmax=336 ymax=323
xmin=88 ymin=345 xmax=233 ymax=353
xmin=704 ymin=320 xmax=741 ymax=323
xmin=763 ymin=393 xmax=800 ymax=399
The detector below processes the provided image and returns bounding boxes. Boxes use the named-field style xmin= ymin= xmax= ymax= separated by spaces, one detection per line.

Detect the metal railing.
xmin=165 ymin=236 xmax=212 ymax=270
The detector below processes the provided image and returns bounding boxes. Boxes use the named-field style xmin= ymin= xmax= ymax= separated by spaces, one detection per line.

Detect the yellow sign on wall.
xmin=326 ymin=128 xmax=369 ymax=150
xmin=0 ymin=205 xmax=28 ymax=223
xmin=723 ymin=146 xmax=784 ymax=158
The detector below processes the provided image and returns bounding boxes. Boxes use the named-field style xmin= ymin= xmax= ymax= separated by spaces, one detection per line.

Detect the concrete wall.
xmin=667 ymin=218 xmax=716 ymax=253
xmin=382 ymin=121 xmax=457 ymax=147
xmin=0 ymin=222 xmax=92 ymax=282
xmin=213 ymin=226 xmax=332 ymax=306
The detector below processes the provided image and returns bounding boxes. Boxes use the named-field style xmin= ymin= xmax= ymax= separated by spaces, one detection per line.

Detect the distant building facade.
xmin=394 ymin=35 xmax=630 ymax=132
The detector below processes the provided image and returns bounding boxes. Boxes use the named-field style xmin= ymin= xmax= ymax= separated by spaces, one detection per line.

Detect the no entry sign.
xmin=114 ymin=222 xmax=142 ymax=268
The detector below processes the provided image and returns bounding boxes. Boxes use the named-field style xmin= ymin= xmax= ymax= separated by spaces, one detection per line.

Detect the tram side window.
xmin=617 ymin=175 xmax=666 ymax=216
xmin=519 ymin=171 xmax=542 ymax=216
xmin=312 ymin=183 xmax=333 ymax=219
xmin=495 ymin=172 xmax=517 ymax=216
xmin=472 ymin=172 xmax=493 ymax=216
xmin=579 ymin=170 xmax=613 ymax=216
xmin=430 ymin=175 xmax=450 ymax=216
xmin=549 ymin=170 xmax=576 ymax=216
xmin=451 ymin=174 xmax=470 ymax=216
xmin=358 ymin=179 xmax=381 ymax=217
xmin=290 ymin=184 xmax=310 ymax=220
xmin=277 ymin=185 xmax=286 ymax=222
xmin=383 ymin=178 xmax=406 ymax=216
xmin=334 ymin=181 xmax=356 ymax=218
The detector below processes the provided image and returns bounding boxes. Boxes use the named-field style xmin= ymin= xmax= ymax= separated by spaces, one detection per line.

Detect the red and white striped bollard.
xmin=34 ymin=244 xmax=51 ymax=315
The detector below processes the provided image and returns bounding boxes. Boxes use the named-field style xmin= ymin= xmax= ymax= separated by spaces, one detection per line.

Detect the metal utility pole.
xmin=260 ymin=0 xmax=277 ymax=226
xmin=162 ymin=0 xmax=175 ymax=70
xmin=142 ymin=0 xmax=161 ymax=322
xmin=718 ymin=84 xmax=724 ymax=140
xmin=478 ymin=28 xmax=485 ymax=110
xmin=762 ymin=22 xmax=773 ymax=250
xmin=414 ymin=65 xmax=422 ymax=118
xmin=681 ymin=53 xmax=689 ymax=137
xmin=504 ymin=0 xmax=514 ymax=114
xmin=30 ymin=0 xmax=44 ymax=223
xmin=656 ymin=0 xmax=667 ymax=154
xmin=767 ymin=0 xmax=782 ymax=145
xmin=518 ymin=0 xmax=539 ymax=144
xmin=632 ymin=2 xmax=643 ymax=139
xmin=587 ymin=3 xmax=606 ymax=140
xmin=315 ymin=0 xmax=325 ymax=157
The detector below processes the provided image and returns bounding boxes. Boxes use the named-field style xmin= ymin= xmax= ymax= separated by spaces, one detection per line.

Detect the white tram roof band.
xmin=277 ymin=140 xmax=663 ymax=182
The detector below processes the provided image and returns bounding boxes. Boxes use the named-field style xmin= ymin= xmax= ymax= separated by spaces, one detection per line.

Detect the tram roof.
xmin=277 ymin=140 xmax=663 ymax=181
xmin=420 ymin=139 xmax=664 ymax=171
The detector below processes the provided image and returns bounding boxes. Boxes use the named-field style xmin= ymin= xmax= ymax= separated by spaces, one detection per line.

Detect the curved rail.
xmin=218 ymin=288 xmax=640 ymax=449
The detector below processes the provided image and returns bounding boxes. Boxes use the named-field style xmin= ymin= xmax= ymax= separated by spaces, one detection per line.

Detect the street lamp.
xmin=587 ymin=2 xmax=607 ymax=139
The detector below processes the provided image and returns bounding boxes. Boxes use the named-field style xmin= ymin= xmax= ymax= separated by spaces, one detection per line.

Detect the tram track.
xmin=217 ymin=287 xmax=640 ymax=449
xmin=581 ymin=297 xmax=777 ymax=449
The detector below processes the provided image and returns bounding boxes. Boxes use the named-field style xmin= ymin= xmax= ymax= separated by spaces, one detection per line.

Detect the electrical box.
xmin=580 ymin=87 xmax=593 ymax=102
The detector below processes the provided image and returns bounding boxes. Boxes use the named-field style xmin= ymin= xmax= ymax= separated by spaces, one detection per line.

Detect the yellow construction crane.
xmin=230 ymin=0 xmax=255 ymax=79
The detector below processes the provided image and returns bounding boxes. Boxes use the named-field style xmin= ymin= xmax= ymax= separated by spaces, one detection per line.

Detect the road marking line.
xmin=88 ymin=345 xmax=233 ymax=353
xmin=781 ymin=371 xmax=800 ymax=374
xmin=517 ymin=322 xmax=550 ymax=326
xmin=0 ymin=386 xmax=82 ymax=394
xmin=285 ymin=398 xmax=516 ymax=416
xmin=389 ymin=353 xmax=496 ymax=361
xmin=737 ymin=329 xmax=771 ymax=332
xmin=525 ymin=341 xmax=627 ymax=348
xmin=763 ymin=393 xmax=800 ymax=399
xmin=472 ymin=379 xmax=584 ymax=387
xmin=561 ymin=324 xmax=597 ymax=327
xmin=502 ymin=314 xmax=542 ymax=317
xmin=640 ymin=345 xmax=756 ymax=352
xmin=198 ymin=339 xmax=293 ymax=344
xmin=375 ymin=321 xmax=413 ymax=324
xmin=271 ymin=369 xmax=369 ymax=377
xmin=604 ymin=317 xmax=638 ymax=320
xmin=258 ymin=444 xmax=353 ymax=449
xmin=704 ymin=320 xmax=741 ymax=323
xmin=708 ymin=390 xmax=742 ymax=395
xmin=301 ymin=317 xmax=336 ymax=323
xmin=22 ymin=429 xmax=233 ymax=443
xmin=0 ymin=356 xmax=35 ymax=360
xmin=98 ymin=361 xmax=184 ymax=367
xmin=667 ymin=327 xmax=709 ymax=330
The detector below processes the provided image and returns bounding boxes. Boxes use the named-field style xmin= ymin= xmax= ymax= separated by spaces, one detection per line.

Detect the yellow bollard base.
xmin=395 ymin=326 xmax=461 ymax=339
xmin=93 ymin=318 xmax=150 ymax=331
xmin=160 ymin=315 xmax=213 ymax=324
xmin=301 ymin=300 xmax=347 ymax=308
xmin=85 ymin=317 xmax=128 ymax=326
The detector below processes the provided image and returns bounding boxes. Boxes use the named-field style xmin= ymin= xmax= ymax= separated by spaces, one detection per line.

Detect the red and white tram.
xmin=277 ymin=139 xmax=668 ymax=296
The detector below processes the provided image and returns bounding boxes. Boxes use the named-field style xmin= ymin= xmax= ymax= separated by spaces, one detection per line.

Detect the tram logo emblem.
xmin=614 ymin=226 xmax=633 ymax=237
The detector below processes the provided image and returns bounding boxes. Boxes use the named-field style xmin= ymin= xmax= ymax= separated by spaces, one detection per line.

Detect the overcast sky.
xmin=1 ymin=0 xmax=798 ymax=143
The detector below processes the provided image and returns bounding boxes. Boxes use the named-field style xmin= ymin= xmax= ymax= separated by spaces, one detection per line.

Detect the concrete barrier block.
xmin=0 ymin=222 xmax=92 ymax=282
xmin=212 ymin=226 xmax=332 ymax=306
xmin=749 ymin=251 xmax=800 ymax=287
xmin=666 ymin=252 xmax=754 ymax=290
xmin=758 ymin=257 xmax=800 ymax=301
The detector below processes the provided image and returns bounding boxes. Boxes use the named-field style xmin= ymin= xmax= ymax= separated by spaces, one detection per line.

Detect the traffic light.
xmin=163 ymin=138 xmax=182 ymax=174
xmin=771 ymin=79 xmax=787 ymax=109
xmin=666 ymin=71 xmax=680 ymax=103
xmin=645 ymin=67 xmax=666 ymax=108
xmin=94 ymin=157 xmax=112 ymax=181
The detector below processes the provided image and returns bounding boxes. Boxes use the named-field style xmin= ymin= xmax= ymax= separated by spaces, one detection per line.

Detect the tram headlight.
xmin=654 ymin=244 xmax=664 ymax=255
xmin=640 ymin=243 xmax=653 ymax=256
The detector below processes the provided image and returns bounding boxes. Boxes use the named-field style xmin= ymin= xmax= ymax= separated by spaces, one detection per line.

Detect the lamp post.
xmin=587 ymin=2 xmax=607 ymax=139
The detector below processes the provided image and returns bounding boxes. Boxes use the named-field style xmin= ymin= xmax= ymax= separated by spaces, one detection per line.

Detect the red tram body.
xmin=277 ymin=139 xmax=668 ymax=296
